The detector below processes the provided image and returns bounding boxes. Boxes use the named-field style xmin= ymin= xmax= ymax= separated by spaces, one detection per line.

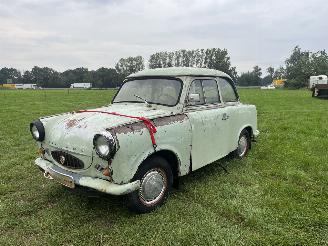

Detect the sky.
xmin=0 ymin=0 xmax=327 ymax=74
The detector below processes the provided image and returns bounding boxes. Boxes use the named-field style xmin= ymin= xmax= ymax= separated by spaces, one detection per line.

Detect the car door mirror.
xmin=187 ymin=93 xmax=200 ymax=105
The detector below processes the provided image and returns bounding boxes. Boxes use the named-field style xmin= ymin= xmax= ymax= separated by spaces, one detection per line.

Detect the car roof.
xmin=127 ymin=67 xmax=232 ymax=80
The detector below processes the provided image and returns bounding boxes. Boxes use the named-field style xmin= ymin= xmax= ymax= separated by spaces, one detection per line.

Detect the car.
xmin=30 ymin=67 xmax=259 ymax=213
xmin=261 ymin=84 xmax=275 ymax=90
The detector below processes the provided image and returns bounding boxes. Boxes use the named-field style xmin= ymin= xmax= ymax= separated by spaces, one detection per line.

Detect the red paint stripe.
xmin=77 ymin=110 xmax=157 ymax=147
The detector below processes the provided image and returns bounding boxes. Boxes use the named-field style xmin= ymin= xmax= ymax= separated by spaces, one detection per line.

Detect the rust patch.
xmin=65 ymin=119 xmax=79 ymax=129
xmin=109 ymin=122 xmax=146 ymax=135
xmin=108 ymin=114 xmax=188 ymax=135
xmin=65 ymin=117 xmax=86 ymax=129
xmin=153 ymin=114 xmax=188 ymax=127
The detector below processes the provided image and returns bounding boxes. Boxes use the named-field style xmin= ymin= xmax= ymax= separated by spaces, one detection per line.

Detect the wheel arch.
xmin=238 ymin=125 xmax=253 ymax=148
xmin=137 ymin=149 xmax=181 ymax=187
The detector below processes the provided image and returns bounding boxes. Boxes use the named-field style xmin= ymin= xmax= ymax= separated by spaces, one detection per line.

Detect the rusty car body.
xmin=30 ymin=67 xmax=259 ymax=213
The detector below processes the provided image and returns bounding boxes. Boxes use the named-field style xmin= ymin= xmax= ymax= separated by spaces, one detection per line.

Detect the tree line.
xmin=238 ymin=46 xmax=328 ymax=88
xmin=148 ymin=48 xmax=237 ymax=80
xmin=1 ymin=46 xmax=327 ymax=88
xmin=0 ymin=48 xmax=237 ymax=88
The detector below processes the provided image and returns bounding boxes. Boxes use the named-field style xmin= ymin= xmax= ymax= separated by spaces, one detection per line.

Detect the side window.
xmin=202 ymin=79 xmax=220 ymax=104
xmin=188 ymin=80 xmax=205 ymax=105
xmin=218 ymin=78 xmax=238 ymax=102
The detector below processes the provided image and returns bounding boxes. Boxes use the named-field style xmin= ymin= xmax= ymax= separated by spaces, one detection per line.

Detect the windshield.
xmin=113 ymin=78 xmax=182 ymax=106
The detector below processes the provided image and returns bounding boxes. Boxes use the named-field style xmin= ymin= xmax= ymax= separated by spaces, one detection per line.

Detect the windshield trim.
xmin=112 ymin=76 xmax=183 ymax=107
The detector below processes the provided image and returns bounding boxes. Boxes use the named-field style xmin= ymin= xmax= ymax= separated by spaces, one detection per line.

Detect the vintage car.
xmin=30 ymin=67 xmax=259 ymax=213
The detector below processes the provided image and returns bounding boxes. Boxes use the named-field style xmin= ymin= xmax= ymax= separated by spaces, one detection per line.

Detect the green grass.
xmin=0 ymin=89 xmax=327 ymax=245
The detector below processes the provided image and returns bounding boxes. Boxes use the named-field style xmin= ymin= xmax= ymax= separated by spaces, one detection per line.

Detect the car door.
xmin=184 ymin=79 xmax=232 ymax=171
xmin=217 ymin=77 xmax=241 ymax=152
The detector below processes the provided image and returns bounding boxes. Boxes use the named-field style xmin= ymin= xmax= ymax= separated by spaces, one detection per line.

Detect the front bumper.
xmin=35 ymin=157 xmax=140 ymax=195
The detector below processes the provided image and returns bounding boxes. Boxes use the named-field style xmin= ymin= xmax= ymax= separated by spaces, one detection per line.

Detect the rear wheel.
xmin=233 ymin=129 xmax=251 ymax=158
xmin=127 ymin=156 xmax=173 ymax=213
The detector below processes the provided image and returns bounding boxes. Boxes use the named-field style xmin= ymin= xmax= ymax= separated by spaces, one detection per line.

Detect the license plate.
xmin=48 ymin=168 xmax=75 ymax=189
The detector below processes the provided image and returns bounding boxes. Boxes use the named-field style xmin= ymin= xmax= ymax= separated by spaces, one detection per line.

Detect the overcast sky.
xmin=0 ymin=0 xmax=327 ymax=74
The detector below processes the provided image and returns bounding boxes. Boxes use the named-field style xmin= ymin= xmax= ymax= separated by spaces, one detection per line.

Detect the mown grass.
xmin=0 ymin=88 xmax=327 ymax=245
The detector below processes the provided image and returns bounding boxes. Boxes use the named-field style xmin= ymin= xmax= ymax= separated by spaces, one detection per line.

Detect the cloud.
xmin=0 ymin=0 xmax=327 ymax=74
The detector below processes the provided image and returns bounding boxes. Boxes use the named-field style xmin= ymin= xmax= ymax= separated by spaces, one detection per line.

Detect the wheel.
xmin=232 ymin=129 xmax=251 ymax=158
xmin=314 ymin=88 xmax=319 ymax=97
xmin=127 ymin=156 xmax=173 ymax=213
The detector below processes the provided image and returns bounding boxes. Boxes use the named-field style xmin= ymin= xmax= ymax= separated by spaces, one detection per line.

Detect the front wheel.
xmin=127 ymin=156 xmax=173 ymax=213
xmin=232 ymin=129 xmax=251 ymax=159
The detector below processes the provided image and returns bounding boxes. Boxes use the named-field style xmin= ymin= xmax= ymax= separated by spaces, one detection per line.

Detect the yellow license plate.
xmin=48 ymin=168 xmax=75 ymax=189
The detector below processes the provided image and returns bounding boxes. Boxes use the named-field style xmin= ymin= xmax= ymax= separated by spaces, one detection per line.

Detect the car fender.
xmin=109 ymin=114 xmax=192 ymax=184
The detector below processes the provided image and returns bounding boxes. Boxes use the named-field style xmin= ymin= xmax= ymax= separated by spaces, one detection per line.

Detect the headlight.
xmin=30 ymin=120 xmax=45 ymax=141
xmin=93 ymin=133 xmax=116 ymax=159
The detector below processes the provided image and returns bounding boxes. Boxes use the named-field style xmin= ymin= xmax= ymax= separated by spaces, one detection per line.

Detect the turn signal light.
xmin=38 ymin=148 xmax=45 ymax=157
xmin=102 ymin=167 xmax=110 ymax=177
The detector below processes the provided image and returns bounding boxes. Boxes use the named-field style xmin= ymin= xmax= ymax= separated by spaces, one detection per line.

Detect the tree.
xmin=267 ymin=67 xmax=274 ymax=79
xmin=282 ymin=46 xmax=328 ymax=88
xmin=148 ymin=48 xmax=237 ymax=80
xmin=273 ymin=66 xmax=285 ymax=79
xmin=30 ymin=66 xmax=62 ymax=88
xmin=0 ymin=68 xmax=21 ymax=84
xmin=115 ymin=56 xmax=145 ymax=77
xmin=61 ymin=67 xmax=93 ymax=88
xmin=22 ymin=71 xmax=33 ymax=84
xmin=92 ymin=67 xmax=120 ymax=88
xmin=253 ymin=66 xmax=262 ymax=78
xmin=310 ymin=50 xmax=328 ymax=75
xmin=237 ymin=66 xmax=262 ymax=86
xmin=261 ymin=75 xmax=273 ymax=86
xmin=285 ymin=46 xmax=312 ymax=88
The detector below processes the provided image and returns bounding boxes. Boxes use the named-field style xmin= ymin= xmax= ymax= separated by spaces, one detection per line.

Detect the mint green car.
xmin=30 ymin=67 xmax=259 ymax=213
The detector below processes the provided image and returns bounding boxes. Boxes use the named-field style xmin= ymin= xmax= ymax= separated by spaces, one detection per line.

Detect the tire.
xmin=127 ymin=156 xmax=173 ymax=213
xmin=232 ymin=129 xmax=251 ymax=159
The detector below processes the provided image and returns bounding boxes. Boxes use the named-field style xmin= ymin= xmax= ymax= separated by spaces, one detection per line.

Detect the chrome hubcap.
xmin=139 ymin=168 xmax=166 ymax=205
xmin=237 ymin=135 xmax=248 ymax=157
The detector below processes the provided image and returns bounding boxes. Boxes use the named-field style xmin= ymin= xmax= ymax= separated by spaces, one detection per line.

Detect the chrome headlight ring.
xmin=30 ymin=120 xmax=45 ymax=141
xmin=93 ymin=132 xmax=117 ymax=159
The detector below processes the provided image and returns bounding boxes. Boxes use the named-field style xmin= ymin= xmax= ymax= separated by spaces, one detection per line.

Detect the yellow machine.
xmin=273 ymin=79 xmax=286 ymax=87
xmin=1 ymin=84 xmax=16 ymax=89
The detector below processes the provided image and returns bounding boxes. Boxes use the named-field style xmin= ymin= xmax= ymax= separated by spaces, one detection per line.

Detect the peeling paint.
xmin=109 ymin=121 xmax=146 ymax=135
xmin=65 ymin=117 xmax=86 ymax=129
xmin=153 ymin=114 xmax=188 ymax=127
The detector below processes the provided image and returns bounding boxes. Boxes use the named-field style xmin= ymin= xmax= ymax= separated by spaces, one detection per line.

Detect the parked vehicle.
xmin=261 ymin=84 xmax=275 ymax=90
xmin=273 ymin=79 xmax=286 ymax=87
xmin=0 ymin=83 xmax=37 ymax=89
xmin=70 ymin=83 xmax=92 ymax=89
xmin=309 ymin=75 xmax=328 ymax=97
xmin=15 ymin=84 xmax=38 ymax=89
xmin=30 ymin=67 xmax=259 ymax=213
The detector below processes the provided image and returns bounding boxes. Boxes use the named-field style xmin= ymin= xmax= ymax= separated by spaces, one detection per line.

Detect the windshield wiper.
xmin=134 ymin=94 xmax=152 ymax=107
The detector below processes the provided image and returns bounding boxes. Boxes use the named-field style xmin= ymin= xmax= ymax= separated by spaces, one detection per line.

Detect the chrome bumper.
xmin=35 ymin=157 xmax=140 ymax=195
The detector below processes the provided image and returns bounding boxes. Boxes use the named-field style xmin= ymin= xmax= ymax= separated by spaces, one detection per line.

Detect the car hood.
xmin=41 ymin=103 xmax=175 ymax=155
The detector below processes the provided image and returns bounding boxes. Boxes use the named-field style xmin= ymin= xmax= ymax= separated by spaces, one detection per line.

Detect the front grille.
xmin=51 ymin=151 xmax=84 ymax=169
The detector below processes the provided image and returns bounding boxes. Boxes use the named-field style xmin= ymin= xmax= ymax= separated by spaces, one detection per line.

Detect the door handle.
xmin=222 ymin=113 xmax=229 ymax=120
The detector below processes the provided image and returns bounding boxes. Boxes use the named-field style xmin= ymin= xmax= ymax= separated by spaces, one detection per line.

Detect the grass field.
xmin=0 ymin=89 xmax=327 ymax=245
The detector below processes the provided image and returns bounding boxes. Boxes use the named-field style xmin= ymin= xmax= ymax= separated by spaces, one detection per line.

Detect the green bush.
xmin=284 ymin=78 xmax=307 ymax=89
